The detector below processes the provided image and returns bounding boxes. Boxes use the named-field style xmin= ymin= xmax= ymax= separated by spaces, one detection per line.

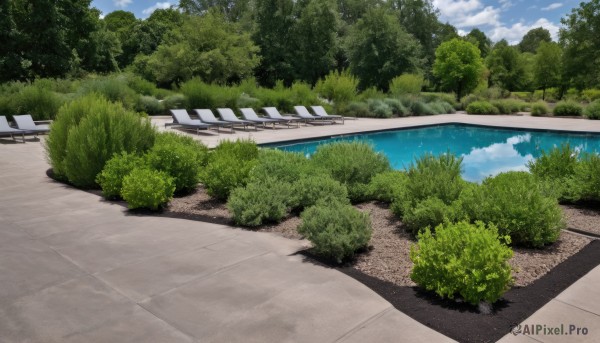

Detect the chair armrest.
xmin=34 ymin=120 xmax=53 ymax=124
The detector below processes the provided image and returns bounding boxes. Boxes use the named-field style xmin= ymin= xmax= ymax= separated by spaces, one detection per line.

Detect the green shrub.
xmin=476 ymin=86 xmax=506 ymax=100
xmin=227 ymin=178 xmax=294 ymax=226
xmin=383 ymin=98 xmax=409 ymax=116
xmin=463 ymin=172 xmax=564 ymax=247
xmin=315 ymin=69 xmax=358 ymax=105
xmin=570 ymin=153 xmax=600 ymax=202
xmin=96 ymin=152 xmax=145 ymax=200
xmin=79 ymin=76 xmax=139 ymax=109
xmin=250 ymin=149 xmax=315 ymax=183
xmin=511 ymin=92 xmax=533 ymax=101
xmin=582 ymin=89 xmax=600 ymax=102
xmin=553 ymin=101 xmax=583 ymax=116
xmin=366 ymin=171 xmax=408 ymax=203
xmin=62 ymin=97 xmax=156 ymax=188
xmin=125 ymin=74 xmax=157 ymax=96
xmin=290 ymin=81 xmax=320 ymax=106
xmin=410 ymin=221 xmax=513 ymax=305
xmin=533 ymin=88 xmax=560 ymax=102
xmin=564 ymin=88 xmax=580 ymax=101
xmin=389 ymin=74 xmax=423 ymax=95
xmin=180 ymin=78 xmax=240 ymax=109
xmin=430 ymin=101 xmax=455 ymax=114
xmin=358 ymin=86 xmax=386 ymax=101
xmin=403 ymin=198 xmax=466 ymax=235
xmin=291 ymin=175 xmax=349 ymax=211
xmin=466 ymin=101 xmax=500 ymax=115
xmin=367 ymin=99 xmax=393 ymax=118
xmin=421 ymin=93 xmax=459 ymax=109
xmin=136 ymin=95 xmax=164 ymax=115
xmin=531 ymin=101 xmax=549 ymax=116
xmin=298 ymin=199 xmax=372 ymax=263
xmin=584 ymin=100 xmax=600 ymax=119
xmin=490 ymin=99 xmax=527 ymax=114
xmin=146 ymin=132 xmax=209 ymax=193
xmin=203 ymin=140 xmax=259 ymax=200
xmin=162 ymin=94 xmax=187 ymax=109
xmin=121 ymin=168 xmax=175 ymax=210
xmin=460 ymin=94 xmax=480 ymax=110
xmin=410 ymin=101 xmax=436 ymax=116
xmin=311 ymin=142 xmax=391 ymax=202
xmin=340 ymin=101 xmax=370 ymax=117
xmin=236 ymin=93 xmax=262 ymax=110
xmin=528 ymin=144 xmax=579 ymax=181
xmin=13 ymin=84 xmax=65 ymax=120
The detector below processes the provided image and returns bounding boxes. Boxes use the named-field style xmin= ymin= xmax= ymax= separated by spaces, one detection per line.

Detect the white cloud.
xmin=488 ymin=18 xmax=560 ymax=44
xmin=142 ymin=2 xmax=174 ymax=15
xmin=541 ymin=3 xmax=563 ymax=11
xmin=114 ymin=0 xmax=132 ymax=8
xmin=499 ymin=0 xmax=514 ymax=10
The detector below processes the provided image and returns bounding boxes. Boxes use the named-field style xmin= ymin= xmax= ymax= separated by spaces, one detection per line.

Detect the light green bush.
xmin=315 ymin=69 xmax=358 ymax=105
xmin=236 ymin=93 xmax=262 ymax=110
xmin=466 ymin=101 xmax=500 ymax=115
xmin=367 ymin=99 xmax=393 ymax=118
xmin=420 ymin=93 xmax=459 ymax=109
xmin=460 ymin=94 xmax=481 ymax=110
xmin=78 ymin=76 xmax=139 ymax=109
xmin=533 ymin=88 xmax=560 ymax=102
xmin=96 ymin=152 xmax=145 ymax=200
xmin=527 ymin=144 xmax=579 ymax=200
xmin=531 ymin=101 xmax=549 ymax=116
xmin=410 ymin=221 xmax=513 ymax=305
xmin=366 ymin=171 xmax=408 ymax=203
xmin=358 ymin=86 xmax=386 ymax=101
xmin=136 ymin=95 xmax=164 ymax=115
xmin=553 ymin=101 xmax=583 ymax=116
xmin=389 ymin=74 xmax=423 ymax=95
xmin=162 ymin=94 xmax=187 ymax=109
xmin=409 ymin=100 xmax=436 ymax=116
xmin=249 ymin=149 xmax=315 ymax=183
xmin=13 ymin=84 xmax=65 ymax=120
xmin=340 ymin=101 xmax=371 ymax=117
xmin=584 ymin=100 xmax=600 ymax=119
xmin=511 ymin=92 xmax=533 ymax=101
xmin=180 ymin=78 xmax=240 ymax=109
xmin=121 ymin=168 xmax=175 ymax=210
xmin=291 ymin=175 xmax=349 ymax=211
xmin=227 ymin=178 xmax=294 ymax=226
xmin=125 ymin=74 xmax=158 ymax=96
xmin=298 ymin=199 xmax=372 ymax=263
xmin=311 ymin=142 xmax=391 ymax=202
xmin=490 ymin=99 xmax=527 ymax=114
xmin=582 ymin=89 xmax=600 ymax=102
xmin=570 ymin=153 xmax=600 ymax=202
xmin=402 ymin=197 xmax=466 ymax=235
xmin=383 ymin=98 xmax=409 ymax=116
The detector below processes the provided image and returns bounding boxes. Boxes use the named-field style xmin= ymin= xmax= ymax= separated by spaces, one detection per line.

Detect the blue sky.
xmin=92 ymin=0 xmax=578 ymax=43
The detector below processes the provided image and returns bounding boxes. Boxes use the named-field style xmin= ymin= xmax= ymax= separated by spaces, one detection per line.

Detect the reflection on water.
xmin=270 ymin=124 xmax=600 ymax=182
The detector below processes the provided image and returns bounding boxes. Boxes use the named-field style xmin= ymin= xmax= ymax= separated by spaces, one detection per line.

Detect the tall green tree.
xmin=433 ymin=38 xmax=484 ymax=99
xmin=293 ymin=0 xmax=339 ymax=84
xmin=104 ymin=10 xmax=136 ymax=33
xmin=486 ymin=40 xmax=528 ymax=91
xmin=337 ymin=0 xmax=384 ymax=24
xmin=560 ymin=0 xmax=600 ymax=88
xmin=145 ymin=12 xmax=260 ymax=86
xmin=179 ymin=0 xmax=251 ymax=21
xmin=0 ymin=1 xmax=24 ymax=81
xmin=518 ymin=27 xmax=551 ymax=53
xmin=253 ymin=0 xmax=296 ymax=86
xmin=466 ymin=28 xmax=491 ymax=57
xmin=345 ymin=7 xmax=423 ymax=90
xmin=534 ymin=42 xmax=562 ymax=100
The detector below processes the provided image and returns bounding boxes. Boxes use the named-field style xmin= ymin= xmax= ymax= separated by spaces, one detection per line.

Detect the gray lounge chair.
xmin=169 ymin=109 xmax=215 ymax=134
xmin=310 ymin=105 xmax=346 ymax=123
xmin=293 ymin=106 xmax=333 ymax=125
xmin=13 ymin=115 xmax=51 ymax=135
xmin=240 ymin=108 xmax=283 ymax=128
xmin=194 ymin=109 xmax=235 ymax=133
xmin=262 ymin=107 xmax=302 ymax=126
xmin=216 ymin=108 xmax=258 ymax=131
xmin=0 ymin=116 xmax=27 ymax=142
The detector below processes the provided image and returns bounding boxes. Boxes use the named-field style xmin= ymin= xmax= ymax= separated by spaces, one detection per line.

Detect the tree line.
xmin=1 ymin=0 xmax=599 ymax=97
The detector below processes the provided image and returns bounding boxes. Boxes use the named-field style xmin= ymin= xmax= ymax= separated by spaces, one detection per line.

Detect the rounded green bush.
xmin=402 ymin=198 xmax=466 ymax=235
xmin=383 ymin=98 xmax=409 ymax=116
xmin=366 ymin=171 xmax=408 ymax=203
xmin=136 ymin=95 xmax=164 ymax=115
xmin=410 ymin=221 xmax=513 ymax=305
xmin=340 ymin=101 xmax=371 ymax=117
xmin=14 ymin=84 xmax=64 ymax=120
xmin=298 ymin=200 xmax=372 ymax=263
xmin=463 ymin=172 xmax=564 ymax=247
xmin=367 ymin=99 xmax=393 ymax=118
xmin=311 ymin=142 xmax=391 ymax=202
xmin=570 ymin=153 xmax=600 ymax=202
xmin=527 ymin=144 xmax=579 ymax=200
xmin=227 ymin=178 xmax=294 ymax=226
xmin=553 ymin=101 xmax=583 ymax=116
xmin=249 ymin=149 xmax=315 ymax=183
xmin=56 ymin=94 xmax=156 ymax=188
xmin=96 ymin=152 xmax=145 ymax=200
xmin=203 ymin=140 xmax=259 ymax=200
xmin=146 ymin=132 xmax=209 ymax=193
xmin=531 ymin=101 xmax=549 ymax=116
xmin=584 ymin=100 xmax=600 ymax=119
xmin=291 ymin=175 xmax=349 ymax=211
xmin=410 ymin=101 xmax=436 ymax=116
xmin=466 ymin=101 xmax=500 ymax=115
xmin=121 ymin=168 xmax=176 ymax=210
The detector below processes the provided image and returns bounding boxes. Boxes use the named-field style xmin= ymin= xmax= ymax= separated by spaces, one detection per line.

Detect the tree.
xmin=560 ymin=0 xmax=600 ymax=88
xmin=145 ymin=12 xmax=260 ymax=86
xmin=486 ymin=40 xmax=528 ymax=91
xmin=179 ymin=0 xmax=250 ymax=22
xmin=253 ymin=0 xmax=296 ymax=86
xmin=337 ymin=0 xmax=384 ymax=24
xmin=293 ymin=0 xmax=339 ymax=84
xmin=433 ymin=38 xmax=484 ymax=99
xmin=518 ymin=27 xmax=551 ymax=53
xmin=534 ymin=42 xmax=562 ymax=100
xmin=0 ymin=1 xmax=24 ymax=81
xmin=104 ymin=10 xmax=136 ymax=33
xmin=466 ymin=28 xmax=491 ymax=57
xmin=345 ymin=7 xmax=423 ymax=90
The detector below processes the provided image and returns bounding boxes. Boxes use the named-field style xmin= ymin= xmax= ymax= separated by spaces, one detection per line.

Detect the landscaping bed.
xmin=562 ymin=204 xmax=600 ymax=237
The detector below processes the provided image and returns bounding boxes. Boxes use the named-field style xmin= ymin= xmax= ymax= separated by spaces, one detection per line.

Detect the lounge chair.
xmin=240 ymin=108 xmax=284 ymax=128
xmin=0 ymin=116 xmax=27 ymax=142
xmin=262 ymin=107 xmax=303 ymax=126
xmin=169 ymin=109 xmax=215 ymax=134
xmin=216 ymin=108 xmax=258 ymax=131
xmin=293 ymin=106 xmax=333 ymax=125
xmin=12 ymin=115 xmax=51 ymax=135
xmin=310 ymin=105 xmax=346 ymax=124
xmin=193 ymin=109 xmax=235 ymax=133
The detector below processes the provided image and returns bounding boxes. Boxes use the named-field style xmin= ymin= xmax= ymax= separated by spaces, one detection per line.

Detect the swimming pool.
xmin=267 ymin=124 xmax=600 ymax=182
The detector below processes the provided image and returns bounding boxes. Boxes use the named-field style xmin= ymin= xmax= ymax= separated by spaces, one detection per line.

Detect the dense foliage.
xmin=121 ymin=168 xmax=176 ymax=210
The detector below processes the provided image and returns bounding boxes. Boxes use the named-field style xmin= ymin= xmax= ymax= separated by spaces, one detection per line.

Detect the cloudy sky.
xmin=92 ymin=0 xmax=577 ymax=43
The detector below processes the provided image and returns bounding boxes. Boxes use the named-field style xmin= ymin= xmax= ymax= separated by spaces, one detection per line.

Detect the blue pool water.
xmin=268 ymin=124 xmax=600 ymax=182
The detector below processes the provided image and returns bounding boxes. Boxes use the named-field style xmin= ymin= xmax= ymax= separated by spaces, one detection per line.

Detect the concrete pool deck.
xmin=153 ymin=113 xmax=600 ymax=148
